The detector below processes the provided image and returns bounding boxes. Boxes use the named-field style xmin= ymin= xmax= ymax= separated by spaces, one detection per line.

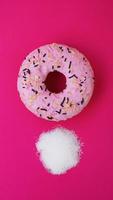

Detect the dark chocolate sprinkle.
xmin=22 ymin=86 xmax=25 ymax=88
xmin=62 ymin=55 xmax=64 ymax=58
xmin=79 ymin=83 xmax=82 ymax=87
xmin=67 ymin=48 xmax=71 ymax=53
xmin=83 ymin=57 xmax=87 ymax=61
xmin=45 ymin=97 xmax=47 ymax=99
xmin=81 ymin=98 xmax=84 ymax=105
xmin=47 ymin=116 xmax=53 ymax=120
xmin=61 ymin=97 xmax=66 ymax=107
xmin=67 ymin=97 xmax=69 ymax=103
xmin=62 ymin=113 xmax=67 ymax=115
xmin=43 ymin=53 xmax=46 ymax=57
xmin=69 ymin=61 xmax=72 ymax=69
xmin=34 ymin=64 xmax=38 ymax=67
xmin=59 ymin=46 xmax=63 ymax=51
xmin=47 ymin=103 xmax=50 ymax=107
xmin=42 ymin=60 xmax=45 ymax=63
xmin=69 ymin=70 xmax=71 ymax=73
xmin=33 ymin=56 xmax=35 ymax=58
xmin=23 ymin=68 xmax=31 ymax=74
xmin=23 ymin=76 xmax=26 ymax=79
xmin=40 ymin=114 xmax=42 ymax=117
xmin=77 ymin=103 xmax=80 ymax=106
xmin=64 ymin=58 xmax=67 ymax=62
xmin=37 ymin=107 xmax=40 ymax=110
xmin=27 ymin=69 xmax=31 ymax=74
xmin=56 ymin=109 xmax=61 ymax=114
xmin=38 ymin=49 xmax=40 ymax=53
xmin=57 ymin=66 xmax=61 ymax=68
xmin=40 ymin=86 xmax=43 ymax=90
xmin=70 ymin=103 xmax=73 ymax=107
xmin=40 ymin=108 xmax=47 ymax=111
xmin=49 ymin=92 xmax=52 ymax=96
xmin=80 ymin=89 xmax=83 ymax=93
xmin=32 ymin=89 xmax=38 ymax=94
xmin=28 ymin=59 xmax=30 ymax=62
xmin=33 ymin=60 xmax=35 ymax=65
xmin=69 ymin=74 xmax=78 ymax=79
xmin=52 ymin=65 xmax=54 ymax=69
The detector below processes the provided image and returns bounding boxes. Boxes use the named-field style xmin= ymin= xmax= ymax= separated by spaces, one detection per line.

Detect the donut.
xmin=17 ymin=43 xmax=94 ymax=121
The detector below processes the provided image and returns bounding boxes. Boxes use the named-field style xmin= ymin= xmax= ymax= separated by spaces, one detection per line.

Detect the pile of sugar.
xmin=36 ymin=127 xmax=81 ymax=175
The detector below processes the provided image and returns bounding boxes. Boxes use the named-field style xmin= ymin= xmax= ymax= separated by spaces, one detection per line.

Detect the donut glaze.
xmin=17 ymin=43 xmax=94 ymax=121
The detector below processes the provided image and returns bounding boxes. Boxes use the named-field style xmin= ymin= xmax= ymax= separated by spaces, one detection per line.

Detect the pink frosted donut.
xmin=17 ymin=43 xmax=94 ymax=121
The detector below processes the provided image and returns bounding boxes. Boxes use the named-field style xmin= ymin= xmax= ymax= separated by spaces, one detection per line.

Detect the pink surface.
xmin=0 ymin=0 xmax=113 ymax=200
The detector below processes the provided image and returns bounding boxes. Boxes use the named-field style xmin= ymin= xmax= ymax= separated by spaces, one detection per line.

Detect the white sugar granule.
xmin=36 ymin=127 xmax=81 ymax=175
xmin=36 ymin=127 xmax=82 ymax=175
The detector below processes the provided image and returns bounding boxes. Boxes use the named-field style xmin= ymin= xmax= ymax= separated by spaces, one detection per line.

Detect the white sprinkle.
xmin=36 ymin=127 xmax=82 ymax=175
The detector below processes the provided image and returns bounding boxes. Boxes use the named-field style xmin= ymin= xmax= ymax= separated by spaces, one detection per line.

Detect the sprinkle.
xmin=67 ymin=97 xmax=69 ymax=103
xmin=33 ymin=60 xmax=35 ymax=65
xmin=42 ymin=60 xmax=45 ymax=63
xmin=56 ymin=109 xmax=61 ymax=114
xmin=52 ymin=65 xmax=54 ymax=69
xmin=45 ymin=97 xmax=47 ymax=99
xmin=34 ymin=64 xmax=38 ymax=67
xmin=22 ymin=86 xmax=25 ymax=88
xmin=40 ymin=108 xmax=47 ymax=111
xmin=47 ymin=116 xmax=53 ymax=120
xmin=33 ymin=56 xmax=35 ymax=58
xmin=83 ymin=57 xmax=87 ymax=61
xmin=62 ymin=55 xmax=64 ymax=58
xmin=61 ymin=97 xmax=66 ymax=107
xmin=43 ymin=53 xmax=46 ymax=57
xmin=69 ymin=61 xmax=72 ymax=69
xmin=47 ymin=103 xmax=50 ymax=106
xmin=69 ymin=74 xmax=78 ymax=79
xmin=23 ymin=68 xmax=31 ymax=74
xmin=64 ymin=58 xmax=67 ymax=62
xmin=59 ymin=46 xmax=63 ymax=51
xmin=79 ymin=83 xmax=82 ymax=87
xmin=37 ymin=107 xmax=40 ymax=110
xmin=69 ymin=70 xmax=71 ymax=73
xmin=62 ymin=113 xmax=67 ymax=115
xmin=40 ymin=114 xmax=42 ymax=117
xmin=81 ymin=98 xmax=84 ymax=105
xmin=28 ymin=59 xmax=30 ymax=62
xmin=38 ymin=49 xmax=40 ymax=53
xmin=57 ymin=66 xmax=61 ymax=68
xmin=49 ymin=92 xmax=52 ymax=96
xmin=67 ymin=48 xmax=71 ymax=53
xmin=40 ymin=86 xmax=43 ymax=90
xmin=32 ymin=89 xmax=38 ymax=94
xmin=80 ymin=89 xmax=83 ymax=93
xmin=77 ymin=103 xmax=80 ymax=106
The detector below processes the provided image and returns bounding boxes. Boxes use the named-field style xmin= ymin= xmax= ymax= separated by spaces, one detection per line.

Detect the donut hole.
xmin=44 ymin=71 xmax=66 ymax=93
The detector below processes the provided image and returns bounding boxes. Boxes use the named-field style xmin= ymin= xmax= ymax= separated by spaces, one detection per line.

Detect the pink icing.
xmin=17 ymin=43 xmax=94 ymax=121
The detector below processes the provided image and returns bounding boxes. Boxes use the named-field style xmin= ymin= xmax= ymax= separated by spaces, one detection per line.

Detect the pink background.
xmin=0 ymin=0 xmax=113 ymax=199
